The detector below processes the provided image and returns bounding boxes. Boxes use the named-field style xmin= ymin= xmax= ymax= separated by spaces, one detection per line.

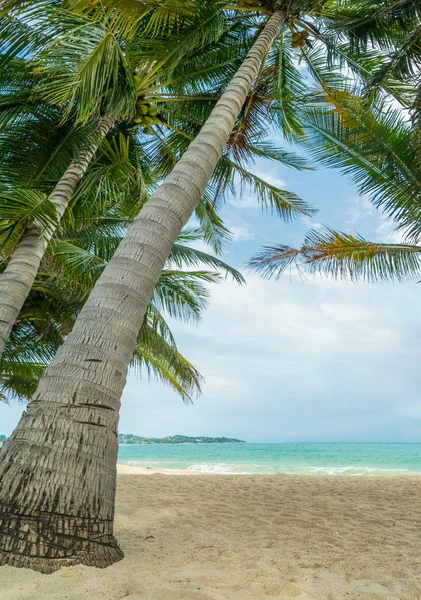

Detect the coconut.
xmin=297 ymin=39 xmax=306 ymax=48
xmin=143 ymin=116 xmax=153 ymax=126
xmin=143 ymin=127 xmax=153 ymax=135
xmin=148 ymin=106 xmax=158 ymax=116
xmin=134 ymin=117 xmax=144 ymax=124
xmin=137 ymin=104 xmax=148 ymax=116
xmin=292 ymin=33 xmax=300 ymax=41
xmin=301 ymin=30 xmax=310 ymax=39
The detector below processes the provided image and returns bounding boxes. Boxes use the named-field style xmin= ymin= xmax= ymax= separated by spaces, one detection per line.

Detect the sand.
xmin=2 ymin=471 xmax=421 ymax=599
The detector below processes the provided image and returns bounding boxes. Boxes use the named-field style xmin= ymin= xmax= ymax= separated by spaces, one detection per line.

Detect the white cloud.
xmin=376 ymin=218 xmax=407 ymax=244
xmin=229 ymin=195 xmax=259 ymax=209
xmin=252 ymin=171 xmax=287 ymax=189
xmin=345 ymin=195 xmax=377 ymax=227
xmin=174 ymin=273 xmax=404 ymax=361
xmin=230 ymin=224 xmax=256 ymax=241
xmin=205 ymin=375 xmax=234 ymax=391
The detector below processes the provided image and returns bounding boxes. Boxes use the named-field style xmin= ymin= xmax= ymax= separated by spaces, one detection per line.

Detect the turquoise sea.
xmin=118 ymin=442 xmax=421 ymax=475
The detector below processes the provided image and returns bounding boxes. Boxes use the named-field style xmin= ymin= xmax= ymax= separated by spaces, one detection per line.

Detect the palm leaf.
xmin=301 ymin=226 xmax=421 ymax=283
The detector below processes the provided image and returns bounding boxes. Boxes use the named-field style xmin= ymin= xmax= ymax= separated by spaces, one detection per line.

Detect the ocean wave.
xmin=186 ymin=463 xmax=250 ymax=474
xmin=185 ymin=464 xmax=413 ymax=475
xmin=305 ymin=466 xmax=411 ymax=476
xmin=117 ymin=460 xmax=415 ymax=476
xmin=120 ymin=460 xmax=159 ymax=467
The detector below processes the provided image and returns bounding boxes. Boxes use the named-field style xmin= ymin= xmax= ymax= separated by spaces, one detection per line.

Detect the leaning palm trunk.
xmin=0 ymin=117 xmax=114 ymax=357
xmin=0 ymin=11 xmax=283 ymax=573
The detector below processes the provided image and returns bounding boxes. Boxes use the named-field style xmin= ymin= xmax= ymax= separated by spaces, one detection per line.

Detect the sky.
xmin=1 ymin=149 xmax=420 ymax=442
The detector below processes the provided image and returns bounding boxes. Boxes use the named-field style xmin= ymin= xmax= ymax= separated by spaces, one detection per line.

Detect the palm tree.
xmin=0 ymin=0 xmax=366 ymax=572
xmin=0 ymin=5 xmax=281 ymax=573
xmin=0 ymin=2 xmax=195 ymax=353
xmin=1 ymin=127 xmax=244 ymax=402
xmin=0 ymin=0 xmax=309 ymax=355
xmin=0 ymin=0 xmax=234 ymax=355
xmin=248 ymin=86 xmax=421 ymax=282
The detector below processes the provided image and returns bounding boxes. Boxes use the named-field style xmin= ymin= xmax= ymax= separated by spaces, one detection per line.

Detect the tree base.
xmin=0 ymin=542 xmax=123 ymax=574
xmin=0 ymin=510 xmax=123 ymax=574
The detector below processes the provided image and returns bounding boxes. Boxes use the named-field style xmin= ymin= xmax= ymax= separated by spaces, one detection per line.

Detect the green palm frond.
xmin=303 ymin=88 xmax=421 ymax=241
xmin=136 ymin=6 xmax=228 ymax=89
xmin=34 ymin=22 xmax=135 ymax=122
xmin=247 ymin=227 xmax=421 ymax=284
xmin=246 ymin=244 xmax=300 ymax=279
xmin=0 ymin=114 xmax=101 ymax=190
xmin=0 ymin=189 xmax=57 ymax=257
xmin=369 ymin=25 xmax=421 ymax=91
xmin=325 ymin=0 xmax=420 ymax=56
xmin=300 ymin=227 xmax=421 ymax=283
xmin=321 ymin=0 xmax=421 ymax=108
xmin=169 ymin=227 xmax=245 ymax=284
xmin=133 ymin=313 xmax=203 ymax=403
xmin=194 ymin=193 xmax=232 ymax=253
xmin=131 ymin=344 xmax=202 ymax=403
xmin=243 ymin=141 xmax=311 ymax=171
xmin=272 ymin=27 xmax=307 ymax=141
xmin=153 ymin=269 xmax=218 ymax=324
xmin=296 ymin=16 xmax=414 ymax=107
xmin=0 ymin=360 xmax=45 ymax=403
xmin=214 ymin=157 xmax=315 ymax=220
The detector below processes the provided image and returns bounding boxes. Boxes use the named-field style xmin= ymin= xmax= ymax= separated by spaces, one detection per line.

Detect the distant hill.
xmin=118 ymin=434 xmax=246 ymax=445
xmin=1 ymin=434 xmax=246 ymax=445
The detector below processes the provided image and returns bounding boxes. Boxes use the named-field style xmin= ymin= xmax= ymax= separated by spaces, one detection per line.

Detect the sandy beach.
xmin=2 ymin=471 xmax=421 ymax=599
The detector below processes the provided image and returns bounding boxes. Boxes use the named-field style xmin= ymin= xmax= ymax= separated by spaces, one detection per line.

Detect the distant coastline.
xmin=0 ymin=434 xmax=246 ymax=446
xmin=118 ymin=434 xmax=246 ymax=445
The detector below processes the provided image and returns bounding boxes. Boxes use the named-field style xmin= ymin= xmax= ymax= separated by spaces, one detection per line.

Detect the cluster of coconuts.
xmin=133 ymin=102 xmax=160 ymax=135
xmin=291 ymin=29 xmax=310 ymax=48
xmin=237 ymin=0 xmax=264 ymax=6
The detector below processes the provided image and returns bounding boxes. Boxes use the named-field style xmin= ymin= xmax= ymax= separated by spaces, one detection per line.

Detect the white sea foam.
xmin=186 ymin=463 xmax=251 ymax=474
xmin=122 ymin=460 xmax=159 ymax=467
xmin=118 ymin=461 xmax=413 ymax=475
xmin=305 ymin=466 xmax=411 ymax=476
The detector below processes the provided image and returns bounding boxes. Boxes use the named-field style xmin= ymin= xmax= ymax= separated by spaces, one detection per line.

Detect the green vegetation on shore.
xmin=118 ymin=434 xmax=245 ymax=445
xmin=0 ymin=433 xmax=246 ymax=444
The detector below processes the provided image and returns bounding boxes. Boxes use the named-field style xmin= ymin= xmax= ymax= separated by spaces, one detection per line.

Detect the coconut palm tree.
xmin=0 ymin=0 xmax=239 ymax=355
xmin=0 ymin=0 xmax=372 ymax=572
xmin=0 ymin=127 xmax=244 ymax=402
xmin=0 ymin=0 xmax=310 ymax=356
xmin=0 ymin=1 xmax=197 ymax=352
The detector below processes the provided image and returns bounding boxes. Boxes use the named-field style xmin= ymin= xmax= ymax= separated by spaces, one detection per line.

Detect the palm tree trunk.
xmin=0 ymin=11 xmax=283 ymax=573
xmin=0 ymin=117 xmax=114 ymax=357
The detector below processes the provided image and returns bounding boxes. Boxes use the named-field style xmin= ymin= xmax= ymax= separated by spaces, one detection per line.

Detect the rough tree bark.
xmin=0 ymin=11 xmax=283 ymax=573
xmin=0 ymin=117 xmax=114 ymax=357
